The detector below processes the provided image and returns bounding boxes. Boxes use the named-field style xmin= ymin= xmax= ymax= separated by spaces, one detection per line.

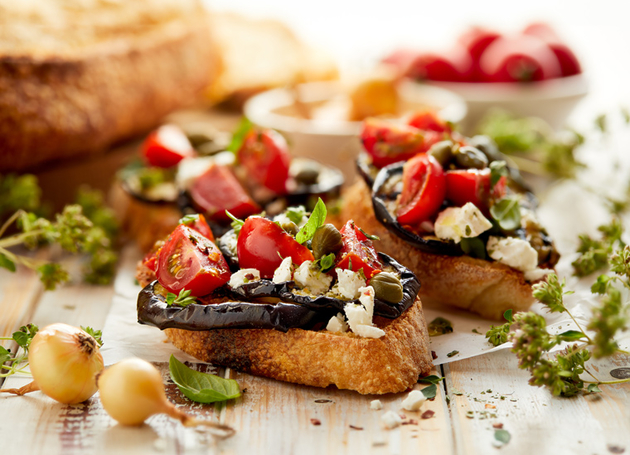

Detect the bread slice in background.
xmin=0 ymin=0 xmax=220 ymax=172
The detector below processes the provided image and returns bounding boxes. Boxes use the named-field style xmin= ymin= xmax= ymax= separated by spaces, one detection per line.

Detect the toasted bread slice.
xmin=341 ymin=180 xmax=536 ymax=320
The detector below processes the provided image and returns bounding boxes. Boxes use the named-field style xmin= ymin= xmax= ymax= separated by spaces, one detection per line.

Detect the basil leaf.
xmin=417 ymin=375 xmax=444 ymax=385
xmin=169 ymin=355 xmax=241 ymax=404
xmin=285 ymin=206 xmax=307 ymax=225
xmin=227 ymin=117 xmax=253 ymax=154
xmin=0 ymin=252 xmax=16 ymax=272
xmin=421 ymin=384 xmax=437 ymax=399
xmin=295 ymin=198 xmax=327 ymax=244
xmin=494 ymin=429 xmax=511 ymax=445
xmin=318 ymin=253 xmax=336 ymax=273
xmin=460 ymin=237 xmax=486 ymax=259
xmin=490 ymin=196 xmax=521 ymax=231
xmin=558 ymin=330 xmax=586 ymax=341
xmin=489 ymin=160 xmax=508 ymax=187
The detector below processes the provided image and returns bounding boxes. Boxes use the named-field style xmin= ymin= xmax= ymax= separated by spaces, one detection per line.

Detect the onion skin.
xmin=29 ymin=323 xmax=104 ymax=405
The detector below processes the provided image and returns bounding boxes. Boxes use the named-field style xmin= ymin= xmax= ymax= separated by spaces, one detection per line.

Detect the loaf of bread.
xmin=0 ymin=0 xmax=219 ymax=172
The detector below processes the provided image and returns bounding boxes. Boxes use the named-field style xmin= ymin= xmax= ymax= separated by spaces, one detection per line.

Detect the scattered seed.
xmin=431 ymin=351 xmax=438 ymax=360
xmin=310 ymin=419 xmax=321 ymax=426
xmin=493 ymin=423 xmax=504 ymax=429
xmin=485 ymin=404 xmax=496 ymax=409
xmin=314 ymin=399 xmax=333 ymax=403
xmin=608 ymin=445 xmax=626 ymax=454
xmin=349 ymin=425 xmax=363 ymax=430
xmin=421 ymin=410 xmax=435 ymax=420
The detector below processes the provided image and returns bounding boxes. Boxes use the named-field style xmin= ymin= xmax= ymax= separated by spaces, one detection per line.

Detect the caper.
xmin=281 ymin=220 xmax=299 ymax=236
xmin=370 ymin=272 xmax=403 ymax=303
xmin=428 ymin=140 xmax=455 ymax=168
xmin=294 ymin=164 xmax=320 ymax=186
xmin=468 ymin=135 xmax=502 ymax=162
xmin=453 ymin=146 xmax=489 ymax=170
xmin=311 ymin=224 xmax=343 ymax=259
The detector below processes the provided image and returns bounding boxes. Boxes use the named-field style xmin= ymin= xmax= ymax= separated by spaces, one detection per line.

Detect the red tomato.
xmin=238 ymin=129 xmax=291 ymax=194
xmin=458 ymin=27 xmax=501 ymax=81
xmin=190 ymin=164 xmax=260 ymax=223
xmin=396 ymin=154 xmax=446 ymax=226
xmin=479 ymin=36 xmax=562 ymax=82
xmin=180 ymin=214 xmax=214 ymax=242
xmin=406 ymin=48 xmax=472 ymax=82
xmin=142 ymin=249 xmax=159 ymax=273
xmin=445 ymin=169 xmax=507 ymax=210
xmin=237 ymin=217 xmax=314 ymax=279
xmin=522 ymin=22 xmax=581 ymax=77
xmin=142 ymin=125 xmax=194 ymax=168
xmin=407 ymin=111 xmax=452 ymax=134
xmin=360 ymin=118 xmax=440 ymax=168
xmin=335 ymin=221 xmax=382 ymax=280
xmin=156 ymin=225 xmax=231 ymax=296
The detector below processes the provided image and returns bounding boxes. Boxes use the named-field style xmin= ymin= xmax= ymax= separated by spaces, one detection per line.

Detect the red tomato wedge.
xmin=445 ymin=169 xmax=507 ymax=210
xmin=142 ymin=249 xmax=159 ymax=273
xmin=407 ymin=111 xmax=452 ymax=134
xmin=142 ymin=125 xmax=194 ymax=168
xmin=238 ymin=129 xmax=291 ymax=194
xmin=180 ymin=213 xmax=214 ymax=242
xmin=335 ymin=221 xmax=382 ymax=280
xmin=396 ymin=154 xmax=446 ymax=226
xmin=237 ymin=217 xmax=314 ymax=279
xmin=156 ymin=225 xmax=231 ymax=296
xmin=189 ymin=164 xmax=260 ymax=223
xmin=406 ymin=49 xmax=473 ymax=82
xmin=361 ymin=118 xmax=438 ymax=168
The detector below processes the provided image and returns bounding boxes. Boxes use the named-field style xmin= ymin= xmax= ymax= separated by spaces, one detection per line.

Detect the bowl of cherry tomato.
xmin=385 ymin=22 xmax=588 ymax=131
xmin=243 ymin=78 xmax=466 ymax=183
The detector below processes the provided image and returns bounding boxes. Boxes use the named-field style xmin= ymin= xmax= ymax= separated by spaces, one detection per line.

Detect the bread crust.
xmin=164 ymin=300 xmax=432 ymax=395
xmin=341 ymin=181 xmax=536 ymax=320
xmin=0 ymin=15 xmax=219 ymax=172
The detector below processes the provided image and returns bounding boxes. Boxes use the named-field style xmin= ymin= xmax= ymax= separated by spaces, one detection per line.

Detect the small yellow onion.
xmin=98 ymin=358 xmax=234 ymax=437
xmin=1 ymin=323 xmax=104 ymax=404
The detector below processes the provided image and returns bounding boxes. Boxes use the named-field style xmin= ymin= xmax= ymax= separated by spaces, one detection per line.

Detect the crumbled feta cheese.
xmin=293 ymin=261 xmax=332 ymax=294
xmin=343 ymin=286 xmax=385 ymax=339
xmin=434 ymin=203 xmax=492 ymax=243
xmin=487 ymin=236 xmax=538 ymax=272
xmin=273 ymin=212 xmax=308 ymax=228
xmin=326 ymin=313 xmax=348 ymax=333
xmin=401 ymin=390 xmax=426 ymax=411
xmin=354 ymin=325 xmax=385 ymax=339
xmin=381 ymin=410 xmax=402 ymax=429
xmin=228 ymin=268 xmax=261 ymax=288
xmin=344 ymin=303 xmax=372 ymax=330
xmin=524 ymin=268 xmax=553 ymax=282
xmin=176 ymin=157 xmax=214 ymax=189
xmin=370 ymin=400 xmax=384 ymax=410
xmin=335 ymin=268 xmax=366 ymax=300
xmin=272 ymin=257 xmax=293 ymax=283
xmin=358 ymin=286 xmax=376 ymax=319
xmin=143 ymin=183 xmax=179 ymax=201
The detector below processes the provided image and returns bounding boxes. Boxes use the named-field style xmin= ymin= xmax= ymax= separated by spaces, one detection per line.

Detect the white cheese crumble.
xmin=343 ymin=286 xmax=385 ymax=339
xmin=228 ymin=268 xmax=261 ymax=289
xmin=524 ymin=268 xmax=553 ymax=282
xmin=293 ymin=261 xmax=332 ymax=294
xmin=434 ymin=202 xmax=492 ymax=243
xmin=273 ymin=212 xmax=309 ymax=228
xmin=370 ymin=400 xmax=384 ymax=410
xmin=326 ymin=313 xmax=348 ymax=333
xmin=272 ymin=257 xmax=293 ymax=283
xmin=487 ymin=236 xmax=538 ymax=273
xmin=335 ymin=268 xmax=367 ymax=300
xmin=401 ymin=390 xmax=426 ymax=411
xmin=176 ymin=157 xmax=215 ymax=189
xmin=381 ymin=410 xmax=402 ymax=429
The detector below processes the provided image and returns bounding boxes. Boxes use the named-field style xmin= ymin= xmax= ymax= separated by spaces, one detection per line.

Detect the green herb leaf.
xmin=591 ymin=274 xmax=611 ymax=294
xmin=595 ymin=113 xmax=607 ymax=133
xmin=81 ymin=326 xmax=104 ymax=347
xmin=180 ymin=214 xmax=200 ymax=226
xmin=503 ymin=309 xmax=513 ymax=323
xmin=295 ymin=198 xmax=327 ymax=244
xmin=37 ymin=263 xmax=70 ymax=291
xmin=532 ymin=274 xmax=569 ymax=313
xmin=557 ymin=330 xmax=586 ymax=342
xmin=417 ymin=375 xmax=444 ymax=385
xmin=166 ymin=289 xmax=197 ymax=307
xmin=285 ymin=206 xmax=307 ymax=225
xmin=460 ymin=237 xmax=486 ymax=259
xmin=0 ymin=346 xmax=11 ymax=365
xmin=490 ymin=196 xmax=521 ymax=231
xmin=446 ymin=350 xmax=459 ymax=358
xmin=0 ymin=253 xmax=16 ymax=272
xmin=169 ymin=355 xmax=241 ymax=404
xmin=489 ymin=160 xmax=508 ymax=187
xmin=225 ymin=211 xmax=245 ymax=235
xmin=227 ymin=117 xmax=253 ymax=154
xmin=317 ymin=253 xmax=336 ymax=273
xmin=428 ymin=317 xmax=454 ymax=336
xmin=494 ymin=429 xmax=511 ymax=445
xmin=587 ymin=383 xmax=602 ymax=393
xmin=357 ymin=226 xmax=379 ymax=241
xmin=421 ymin=384 xmax=437 ymax=400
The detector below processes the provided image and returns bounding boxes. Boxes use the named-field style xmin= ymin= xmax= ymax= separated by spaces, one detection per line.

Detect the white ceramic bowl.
xmin=244 ymin=81 xmax=467 ymax=183
xmin=414 ymin=74 xmax=588 ymax=133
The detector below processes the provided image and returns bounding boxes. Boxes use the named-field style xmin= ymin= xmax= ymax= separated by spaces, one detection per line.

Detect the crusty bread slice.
xmin=164 ymin=301 xmax=432 ymax=395
xmin=341 ymin=180 xmax=536 ymax=320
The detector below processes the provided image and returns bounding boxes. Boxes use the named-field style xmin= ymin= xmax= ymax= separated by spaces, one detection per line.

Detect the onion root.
xmin=0 ymin=380 xmax=40 ymax=396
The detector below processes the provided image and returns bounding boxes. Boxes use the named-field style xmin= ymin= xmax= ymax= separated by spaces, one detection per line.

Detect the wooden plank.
xmin=443 ymin=349 xmax=630 ymax=455
xmin=220 ymin=367 xmax=454 ymax=455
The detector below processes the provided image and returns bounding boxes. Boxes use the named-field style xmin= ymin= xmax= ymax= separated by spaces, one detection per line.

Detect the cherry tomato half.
xmin=361 ymin=118 xmax=438 ymax=168
xmin=189 ymin=164 xmax=260 ymax=223
xmin=237 ymin=217 xmax=314 ymax=279
xmin=407 ymin=111 xmax=452 ymax=134
xmin=445 ymin=169 xmax=507 ymax=211
xmin=180 ymin=213 xmax=215 ymax=242
xmin=396 ymin=154 xmax=446 ymax=226
xmin=156 ymin=225 xmax=231 ymax=296
xmin=335 ymin=220 xmax=382 ymax=280
xmin=522 ymin=22 xmax=581 ymax=77
xmin=406 ymin=49 xmax=472 ymax=82
xmin=142 ymin=125 xmax=194 ymax=168
xmin=238 ymin=129 xmax=291 ymax=194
